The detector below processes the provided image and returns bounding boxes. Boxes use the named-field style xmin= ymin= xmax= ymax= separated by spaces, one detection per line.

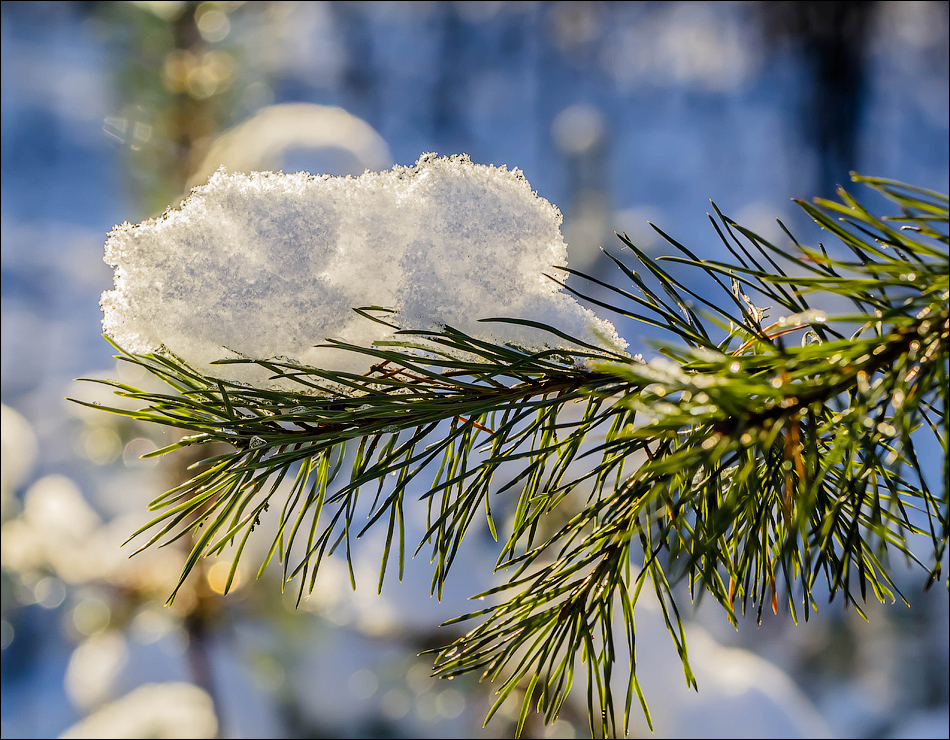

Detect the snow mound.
xmin=102 ymin=153 xmax=625 ymax=387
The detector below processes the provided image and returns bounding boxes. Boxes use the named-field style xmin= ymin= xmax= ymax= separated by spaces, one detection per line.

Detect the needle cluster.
xmin=76 ymin=174 xmax=949 ymax=737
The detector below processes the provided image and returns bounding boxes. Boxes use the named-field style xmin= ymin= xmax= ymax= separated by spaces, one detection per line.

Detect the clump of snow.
xmin=60 ymin=682 xmax=217 ymax=739
xmin=102 ymin=153 xmax=626 ymax=387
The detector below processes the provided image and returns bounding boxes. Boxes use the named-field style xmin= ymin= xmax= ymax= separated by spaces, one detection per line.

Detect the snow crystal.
xmin=102 ymin=153 xmax=626 ymax=387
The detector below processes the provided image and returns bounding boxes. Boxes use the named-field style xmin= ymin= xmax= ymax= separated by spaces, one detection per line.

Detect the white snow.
xmin=60 ymin=682 xmax=217 ymax=739
xmin=101 ymin=153 xmax=625 ymax=387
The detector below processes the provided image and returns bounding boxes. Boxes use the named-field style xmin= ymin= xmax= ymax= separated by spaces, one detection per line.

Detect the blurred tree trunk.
xmin=759 ymin=1 xmax=873 ymax=198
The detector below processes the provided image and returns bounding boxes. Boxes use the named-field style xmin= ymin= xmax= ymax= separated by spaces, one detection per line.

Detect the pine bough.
xmin=75 ymin=174 xmax=949 ymax=737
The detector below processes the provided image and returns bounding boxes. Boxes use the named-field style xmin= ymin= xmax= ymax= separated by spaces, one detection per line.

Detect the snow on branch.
xmin=101 ymin=153 xmax=626 ymax=387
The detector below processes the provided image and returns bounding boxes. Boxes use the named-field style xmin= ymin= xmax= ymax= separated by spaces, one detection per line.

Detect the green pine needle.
xmin=74 ymin=173 xmax=949 ymax=737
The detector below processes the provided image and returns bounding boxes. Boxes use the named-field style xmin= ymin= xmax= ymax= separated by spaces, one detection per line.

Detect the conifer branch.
xmin=75 ymin=173 xmax=949 ymax=737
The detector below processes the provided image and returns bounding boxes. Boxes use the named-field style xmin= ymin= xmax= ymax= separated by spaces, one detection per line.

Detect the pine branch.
xmin=74 ymin=173 xmax=949 ymax=737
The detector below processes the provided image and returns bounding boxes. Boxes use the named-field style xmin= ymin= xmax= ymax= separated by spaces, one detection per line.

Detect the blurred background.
xmin=1 ymin=1 xmax=948 ymax=738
